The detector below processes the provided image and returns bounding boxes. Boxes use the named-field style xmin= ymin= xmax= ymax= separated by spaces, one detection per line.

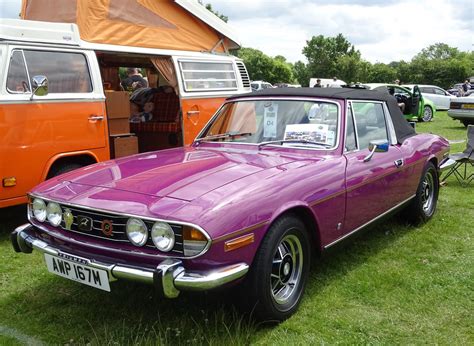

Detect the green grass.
xmin=0 ymin=112 xmax=473 ymax=345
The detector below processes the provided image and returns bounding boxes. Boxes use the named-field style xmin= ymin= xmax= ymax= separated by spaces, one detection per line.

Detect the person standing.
xmin=121 ymin=67 xmax=148 ymax=91
xmin=462 ymin=80 xmax=470 ymax=94
xmin=313 ymin=79 xmax=322 ymax=88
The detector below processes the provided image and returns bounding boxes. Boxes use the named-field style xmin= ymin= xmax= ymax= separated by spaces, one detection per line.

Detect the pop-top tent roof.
xmin=20 ymin=0 xmax=241 ymax=53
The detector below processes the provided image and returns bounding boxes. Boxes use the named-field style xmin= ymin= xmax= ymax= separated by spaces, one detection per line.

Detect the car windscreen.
xmin=198 ymin=99 xmax=339 ymax=148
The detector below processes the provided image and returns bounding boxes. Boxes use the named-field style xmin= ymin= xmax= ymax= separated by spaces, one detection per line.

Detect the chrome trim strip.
xmin=28 ymin=193 xmax=212 ymax=259
xmin=324 ymin=194 xmax=416 ymax=249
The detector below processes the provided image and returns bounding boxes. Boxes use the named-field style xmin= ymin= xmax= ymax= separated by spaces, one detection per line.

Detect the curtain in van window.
xmin=151 ymin=57 xmax=178 ymax=93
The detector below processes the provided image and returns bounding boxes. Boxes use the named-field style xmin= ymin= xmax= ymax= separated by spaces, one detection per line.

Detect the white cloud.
xmin=211 ymin=0 xmax=474 ymax=63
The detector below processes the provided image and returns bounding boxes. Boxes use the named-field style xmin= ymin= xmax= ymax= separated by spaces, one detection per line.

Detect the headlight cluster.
xmin=126 ymin=218 xmax=176 ymax=252
xmin=31 ymin=198 xmax=62 ymax=226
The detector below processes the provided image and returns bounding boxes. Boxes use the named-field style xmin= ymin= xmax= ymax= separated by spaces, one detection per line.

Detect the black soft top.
xmin=228 ymin=87 xmax=416 ymax=144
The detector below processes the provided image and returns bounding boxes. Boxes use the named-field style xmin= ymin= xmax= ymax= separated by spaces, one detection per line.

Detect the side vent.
xmin=236 ymin=62 xmax=250 ymax=88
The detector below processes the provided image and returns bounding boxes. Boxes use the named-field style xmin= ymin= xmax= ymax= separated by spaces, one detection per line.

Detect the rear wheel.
xmin=462 ymin=120 xmax=472 ymax=127
xmin=404 ymin=162 xmax=439 ymax=224
xmin=47 ymin=163 xmax=83 ymax=179
xmin=421 ymin=106 xmax=433 ymax=122
xmin=243 ymin=215 xmax=311 ymax=321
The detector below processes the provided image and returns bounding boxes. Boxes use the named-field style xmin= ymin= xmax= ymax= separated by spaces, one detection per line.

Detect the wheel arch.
xmin=268 ymin=203 xmax=322 ymax=255
xmin=42 ymin=151 xmax=99 ymax=180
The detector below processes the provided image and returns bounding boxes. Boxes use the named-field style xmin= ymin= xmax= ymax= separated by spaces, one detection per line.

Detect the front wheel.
xmin=404 ymin=162 xmax=439 ymax=225
xmin=421 ymin=106 xmax=433 ymax=122
xmin=243 ymin=215 xmax=311 ymax=321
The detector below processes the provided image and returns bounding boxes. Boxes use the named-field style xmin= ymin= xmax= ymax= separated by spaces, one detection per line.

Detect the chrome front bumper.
xmin=11 ymin=224 xmax=249 ymax=298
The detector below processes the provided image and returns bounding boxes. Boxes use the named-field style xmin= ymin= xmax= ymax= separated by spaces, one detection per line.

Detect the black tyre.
xmin=243 ymin=215 xmax=310 ymax=321
xmin=421 ymin=106 xmax=433 ymax=122
xmin=462 ymin=120 xmax=472 ymax=127
xmin=48 ymin=163 xmax=83 ymax=179
xmin=405 ymin=162 xmax=439 ymax=225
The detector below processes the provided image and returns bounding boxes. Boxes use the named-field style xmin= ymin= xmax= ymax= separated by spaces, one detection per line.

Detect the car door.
xmin=411 ymin=85 xmax=422 ymax=117
xmin=433 ymin=87 xmax=451 ymax=110
xmin=343 ymin=101 xmax=406 ymax=233
xmin=1 ymin=47 xmax=106 ymax=202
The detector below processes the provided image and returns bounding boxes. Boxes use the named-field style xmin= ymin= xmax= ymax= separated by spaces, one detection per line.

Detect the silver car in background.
xmin=404 ymin=84 xmax=453 ymax=111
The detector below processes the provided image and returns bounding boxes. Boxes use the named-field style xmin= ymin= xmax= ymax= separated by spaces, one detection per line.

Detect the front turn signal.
xmin=2 ymin=177 xmax=16 ymax=187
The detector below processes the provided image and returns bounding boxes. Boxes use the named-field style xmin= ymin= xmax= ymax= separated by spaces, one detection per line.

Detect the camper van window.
xmin=23 ymin=50 xmax=92 ymax=94
xmin=6 ymin=50 xmax=31 ymax=94
xmin=179 ymin=61 xmax=237 ymax=92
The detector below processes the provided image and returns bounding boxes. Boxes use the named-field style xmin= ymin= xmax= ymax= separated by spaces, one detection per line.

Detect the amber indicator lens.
xmin=183 ymin=226 xmax=207 ymax=241
xmin=224 ymin=233 xmax=255 ymax=252
xmin=2 ymin=177 xmax=16 ymax=187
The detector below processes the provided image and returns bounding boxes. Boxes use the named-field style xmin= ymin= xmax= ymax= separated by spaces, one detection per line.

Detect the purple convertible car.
xmin=12 ymin=88 xmax=450 ymax=321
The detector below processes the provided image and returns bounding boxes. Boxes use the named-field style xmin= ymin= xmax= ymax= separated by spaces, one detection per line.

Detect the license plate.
xmin=461 ymin=104 xmax=474 ymax=109
xmin=44 ymin=253 xmax=110 ymax=291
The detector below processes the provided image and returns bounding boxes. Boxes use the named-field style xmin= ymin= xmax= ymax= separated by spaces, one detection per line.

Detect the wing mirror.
xmin=363 ymin=140 xmax=389 ymax=162
xmin=30 ymin=75 xmax=48 ymax=100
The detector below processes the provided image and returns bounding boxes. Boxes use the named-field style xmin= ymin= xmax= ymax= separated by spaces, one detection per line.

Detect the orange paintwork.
xmin=0 ymin=100 xmax=109 ymax=208
xmin=181 ymin=97 xmax=227 ymax=145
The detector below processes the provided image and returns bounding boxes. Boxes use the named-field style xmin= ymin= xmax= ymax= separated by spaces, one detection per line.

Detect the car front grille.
xmin=56 ymin=204 xmax=184 ymax=255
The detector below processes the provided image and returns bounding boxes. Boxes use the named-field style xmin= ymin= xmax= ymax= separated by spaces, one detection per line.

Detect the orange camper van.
xmin=0 ymin=0 xmax=251 ymax=208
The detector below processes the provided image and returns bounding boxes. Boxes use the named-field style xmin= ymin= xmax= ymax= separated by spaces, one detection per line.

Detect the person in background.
xmin=329 ymin=77 xmax=341 ymax=88
xmin=313 ymin=79 xmax=322 ymax=88
xmin=462 ymin=80 xmax=470 ymax=95
xmin=121 ymin=67 xmax=148 ymax=91
xmin=394 ymin=79 xmax=401 ymax=85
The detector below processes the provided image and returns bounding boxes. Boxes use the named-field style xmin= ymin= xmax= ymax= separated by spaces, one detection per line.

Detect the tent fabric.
xmin=21 ymin=0 xmax=238 ymax=52
xmin=227 ymin=87 xmax=417 ymax=144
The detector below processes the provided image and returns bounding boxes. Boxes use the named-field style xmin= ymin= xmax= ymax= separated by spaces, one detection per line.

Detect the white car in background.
xmin=251 ymin=81 xmax=273 ymax=91
xmin=404 ymin=84 xmax=453 ymax=111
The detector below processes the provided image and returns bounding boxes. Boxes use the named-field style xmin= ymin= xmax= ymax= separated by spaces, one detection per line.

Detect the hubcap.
xmin=270 ymin=234 xmax=303 ymax=305
xmin=423 ymin=107 xmax=432 ymax=121
xmin=421 ymin=171 xmax=435 ymax=214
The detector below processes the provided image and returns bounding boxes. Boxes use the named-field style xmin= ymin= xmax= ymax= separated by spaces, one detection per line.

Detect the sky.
xmin=1 ymin=0 xmax=472 ymax=63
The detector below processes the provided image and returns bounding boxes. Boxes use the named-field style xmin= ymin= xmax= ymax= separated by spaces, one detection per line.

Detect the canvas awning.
xmin=21 ymin=0 xmax=241 ymax=52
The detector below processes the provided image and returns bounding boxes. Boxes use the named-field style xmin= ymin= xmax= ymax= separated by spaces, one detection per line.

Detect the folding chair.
xmin=442 ymin=125 xmax=474 ymax=187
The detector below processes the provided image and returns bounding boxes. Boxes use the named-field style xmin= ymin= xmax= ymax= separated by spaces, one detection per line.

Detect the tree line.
xmin=234 ymin=35 xmax=473 ymax=89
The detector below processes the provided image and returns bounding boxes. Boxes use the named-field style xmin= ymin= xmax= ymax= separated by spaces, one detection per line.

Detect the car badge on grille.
xmin=77 ymin=215 xmax=93 ymax=232
xmin=101 ymin=219 xmax=113 ymax=237
xmin=63 ymin=209 xmax=74 ymax=230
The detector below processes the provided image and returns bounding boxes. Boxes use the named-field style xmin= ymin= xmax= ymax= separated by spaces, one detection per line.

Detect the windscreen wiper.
xmin=195 ymin=131 xmax=253 ymax=143
xmin=258 ymin=139 xmax=331 ymax=150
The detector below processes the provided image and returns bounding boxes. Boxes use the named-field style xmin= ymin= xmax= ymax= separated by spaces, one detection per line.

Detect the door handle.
xmin=88 ymin=115 xmax=104 ymax=121
xmin=394 ymin=159 xmax=404 ymax=168
xmin=186 ymin=110 xmax=200 ymax=116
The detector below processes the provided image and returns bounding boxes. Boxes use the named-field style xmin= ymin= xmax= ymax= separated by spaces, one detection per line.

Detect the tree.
xmin=366 ymin=63 xmax=398 ymax=83
xmin=303 ymin=34 xmax=360 ymax=80
xmin=293 ymin=61 xmax=310 ymax=87
xmin=198 ymin=1 xmax=228 ymax=22
xmin=236 ymin=48 xmax=294 ymax=84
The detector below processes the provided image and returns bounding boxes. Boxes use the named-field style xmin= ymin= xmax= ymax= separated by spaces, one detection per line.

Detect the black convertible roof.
xmin=228 ymin=87 xmax=416 ymax=144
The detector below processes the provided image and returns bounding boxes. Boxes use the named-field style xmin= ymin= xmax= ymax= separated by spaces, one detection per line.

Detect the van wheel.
xmin=242 ymin=215 xmax=310 ymax=322
xmin=48 ymin=163 xmax=83 ymax=179
xmin=421 ymin=106 xmax=433 ymax=122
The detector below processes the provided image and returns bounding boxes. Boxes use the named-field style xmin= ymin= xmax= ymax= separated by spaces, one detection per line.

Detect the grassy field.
xmin=0 ymin=112 xmax=473 ymax=345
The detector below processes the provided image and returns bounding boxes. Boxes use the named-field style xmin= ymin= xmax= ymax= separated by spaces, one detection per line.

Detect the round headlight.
xmin=32 ymin=198 xmax=47 ymax=222
xmin=151 ymin=222 xmax=175 ymax=252
xmin=46 ymin=202 xmax=62 ymax=227
xmin=126 ymin=218 xmax=148 ymax=246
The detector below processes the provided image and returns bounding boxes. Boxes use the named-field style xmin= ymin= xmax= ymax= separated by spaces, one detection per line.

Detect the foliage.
xmin=198 ymin=0 xmax=228 ymax=22
xmin=236 ymin=47 xmax=294 ymax=84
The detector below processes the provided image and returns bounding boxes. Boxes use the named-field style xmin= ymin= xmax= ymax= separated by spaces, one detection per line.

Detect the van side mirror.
xmin=363 ymin=140 xmax=389 ymax=162
xmin=30 ymin=75 xmax=48 ymax=100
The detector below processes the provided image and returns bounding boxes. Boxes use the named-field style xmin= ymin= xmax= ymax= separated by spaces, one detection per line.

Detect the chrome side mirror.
xmin=363 ymin=140 xmax=389 ymax=162
xmin=30 ymin=75 xmax=48 ymax=100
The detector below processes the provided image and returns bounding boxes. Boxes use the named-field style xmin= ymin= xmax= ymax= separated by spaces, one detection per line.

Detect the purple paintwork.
xmin=27 ymin=98 xmax=450 ymax=274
